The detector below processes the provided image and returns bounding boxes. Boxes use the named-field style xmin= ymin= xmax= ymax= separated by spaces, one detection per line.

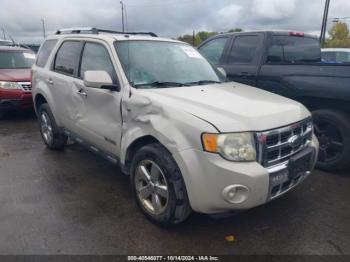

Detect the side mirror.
xmin=84 ymin=71 xmax=120 ymax=92
xmin=217 ymin=67 xmax=227 ymax=78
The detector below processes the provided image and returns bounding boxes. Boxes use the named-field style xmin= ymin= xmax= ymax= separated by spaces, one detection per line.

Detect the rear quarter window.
xmin=267 ymin=36 xmax=321 ymax=64
xmin=36 ymin=39 xmax=58 ymax=67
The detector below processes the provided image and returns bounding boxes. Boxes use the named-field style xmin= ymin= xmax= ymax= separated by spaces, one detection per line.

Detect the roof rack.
xmin=55 ymin=27 xmax=158 ymax=37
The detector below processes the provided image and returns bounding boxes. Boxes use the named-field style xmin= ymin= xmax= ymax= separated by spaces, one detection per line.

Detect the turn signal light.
xmin=202 ymin=133 xmax=218 ymax=153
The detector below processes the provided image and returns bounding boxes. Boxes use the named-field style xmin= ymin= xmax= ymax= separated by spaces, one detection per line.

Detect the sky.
xmin=0 ymin=0 xmax=350 ymax=44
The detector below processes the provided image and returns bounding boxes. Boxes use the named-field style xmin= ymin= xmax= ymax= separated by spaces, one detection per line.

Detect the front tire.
xmin=130 ymin=143 xmax=191 ymax=226
xmin=313 ymin=109 xmax=350 ymax=171
xmin=38 ymin=104 xmax=67 ymax=150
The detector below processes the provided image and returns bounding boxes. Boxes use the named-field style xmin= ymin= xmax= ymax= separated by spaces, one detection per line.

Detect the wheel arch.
xmin=296 ymin=96 xmax=350 ymax=114
xmin=34 ymin=93 xmax=48 ymax=113
xmin=123 ymin=135 xmax=164 ymax=174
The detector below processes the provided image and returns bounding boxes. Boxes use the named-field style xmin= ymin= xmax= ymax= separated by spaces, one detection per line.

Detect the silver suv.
xmin=32 ymin=28 xmax=319 ymax=226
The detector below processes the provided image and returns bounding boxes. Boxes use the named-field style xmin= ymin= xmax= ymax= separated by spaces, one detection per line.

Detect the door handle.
xmin=47 ymin=78 xmax=54 ymax=85
xmin=77 ymin=89 xmax=87 ymax=98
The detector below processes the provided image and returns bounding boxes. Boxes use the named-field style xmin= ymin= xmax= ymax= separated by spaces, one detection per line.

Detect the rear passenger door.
xmin=223 ymin=34 xmax=264 ymax=86
xmin=50 ymin=40 xmax=84 ymax=133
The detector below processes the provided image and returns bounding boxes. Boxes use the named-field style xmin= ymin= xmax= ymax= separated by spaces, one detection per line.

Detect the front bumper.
xmin=0 ymin=90 xmax=33 ymax=111
xmin=173 ymin=135 xmax=319 ymax=214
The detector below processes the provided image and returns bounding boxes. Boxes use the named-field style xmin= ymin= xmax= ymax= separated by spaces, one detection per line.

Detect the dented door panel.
xmin=73 ymin=79 xmax=123 ymax=155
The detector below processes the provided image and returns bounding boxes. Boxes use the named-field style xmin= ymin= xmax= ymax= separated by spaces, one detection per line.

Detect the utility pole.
xmin=320 ymin=0 xmax=330 ymax=47
xmin=192 ymin=30 xmax=195 ymax=46
xmin=120 ymin=1 xmax=125 ymax=32
xmin=41 ymin=19 xmax=46 ymax=39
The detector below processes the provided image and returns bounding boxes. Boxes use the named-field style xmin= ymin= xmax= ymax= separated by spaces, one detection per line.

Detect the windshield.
xmin=114 ymin=40 xmax=223 ymax=88
xmin=0 ymin=51 xmax=36 ymax=69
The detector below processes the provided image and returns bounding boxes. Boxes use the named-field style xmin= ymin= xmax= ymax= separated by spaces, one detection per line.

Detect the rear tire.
xmin=38 ymin=104 xmax=67 ymax=150
xmin=130 ymin=143 xmax=191 ymax=226
xmin=313 ymin=109 xmax=350 ymax=171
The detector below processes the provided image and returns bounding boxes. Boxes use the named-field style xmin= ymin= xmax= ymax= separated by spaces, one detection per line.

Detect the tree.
xmin=197 ymin=31 xmax=218 ymax=42
xmin=177 ymin=34 xmax=201 ymax=46
xmin=325 ymin=22 xmax=350 ymax=48
xmin=177 ymin=28 xmax=243 ymax=46
xmin=228 ymin=28 xmax=243 ymax=33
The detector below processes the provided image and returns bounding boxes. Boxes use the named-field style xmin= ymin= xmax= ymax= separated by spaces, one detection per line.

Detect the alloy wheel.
xmin=40 ymin=112 xmax=53 ymax=145
xmin=135 ymin=160 xmax=169 ymax=215
xmin=314 ymin=119 xmax=344 ymax=164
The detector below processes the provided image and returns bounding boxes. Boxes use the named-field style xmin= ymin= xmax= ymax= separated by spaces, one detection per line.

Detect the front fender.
xmin=120 ymin=93 xmax=217 ymax=165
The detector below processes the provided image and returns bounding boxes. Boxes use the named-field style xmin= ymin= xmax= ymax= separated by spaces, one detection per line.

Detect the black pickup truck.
xmin=198 ymin=31 xmax=350 ymax=171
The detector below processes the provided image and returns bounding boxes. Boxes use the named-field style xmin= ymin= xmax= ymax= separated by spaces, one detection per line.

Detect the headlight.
xmin=202 ymin=133 xmax=257 ymax=162
xmin=0 ymin=81 xmax=22 ymax=90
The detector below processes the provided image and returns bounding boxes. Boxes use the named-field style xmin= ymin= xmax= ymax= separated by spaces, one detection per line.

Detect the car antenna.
xmin=126 ymin=36 xmax=133 ymax=97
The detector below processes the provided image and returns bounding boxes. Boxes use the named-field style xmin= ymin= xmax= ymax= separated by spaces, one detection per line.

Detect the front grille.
xmin=257 ymin=118 xmax=313 ymax=168
xmin=18 ymin=82 xmax=32 ymax=92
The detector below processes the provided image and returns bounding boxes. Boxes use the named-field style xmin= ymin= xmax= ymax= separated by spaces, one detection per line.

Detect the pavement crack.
xmin=327 ymin=240 xmax=344 ymax=254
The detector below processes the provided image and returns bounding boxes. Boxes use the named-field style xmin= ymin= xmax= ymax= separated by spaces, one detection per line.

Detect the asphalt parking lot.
xmin=0 ymin=111 xmax=349 ymax=255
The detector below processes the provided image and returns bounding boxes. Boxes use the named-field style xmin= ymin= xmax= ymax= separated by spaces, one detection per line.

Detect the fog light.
xmin=222 ymin=185 xmax=249 ymax=204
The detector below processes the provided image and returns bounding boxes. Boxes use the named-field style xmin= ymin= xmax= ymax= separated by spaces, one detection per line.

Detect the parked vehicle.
xmin=322 ymin=48 xmax=350 ymax=63
xmin=198 ymin=31 xmax=350 ymax=171
xmin=0 ymin=46 xmax=36 ymax=118
xmin=32 ymin=28 xmax=318 ymax=226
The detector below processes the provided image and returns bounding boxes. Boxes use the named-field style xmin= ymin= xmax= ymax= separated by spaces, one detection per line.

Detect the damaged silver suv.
xmin=32 ymin=28 xmax=319 ymax=226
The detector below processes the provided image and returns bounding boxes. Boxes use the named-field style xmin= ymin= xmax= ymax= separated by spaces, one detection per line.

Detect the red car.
xmin=0 ymin=46 xmax=36 ymax=117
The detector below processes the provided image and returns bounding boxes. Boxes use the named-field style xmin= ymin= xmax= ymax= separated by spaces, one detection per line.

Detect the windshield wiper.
xmin=184 ymin=80 xmax=222 ymax=86
xmin=134 ymin=81 xmax=189 ymax=88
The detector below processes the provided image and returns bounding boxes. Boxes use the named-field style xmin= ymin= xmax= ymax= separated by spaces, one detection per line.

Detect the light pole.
xmin=120 ymin=1 xmax=125 ymax=32
xmin=41 ymin=19 xmax=46 ymax=39
xmin=320 ymin=0 xmax=330 ymax=47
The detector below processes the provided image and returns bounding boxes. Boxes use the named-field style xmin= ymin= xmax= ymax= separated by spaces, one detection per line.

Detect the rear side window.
xmin=79 ymin=42 xmax=117 ymax=82
xmin=36 ymin=40 xmax=57 ymax=67
xmin=199 ymin=37 xmax=229 ymax=64
xmin=267 ymin=36 xmax=321 ymax=64
xmin=54 ymin=41 xmax=82 ymax=76
xmin=322 ymin=51 xmax=350 ymax=63
xmin=228 ymin=36 xmax=259 ymax=64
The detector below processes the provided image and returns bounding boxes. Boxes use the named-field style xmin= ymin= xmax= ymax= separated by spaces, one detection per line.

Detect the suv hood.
xmin=142 ymin=82 xmax=310 ymax=132
xmin=0 ymin=68 xmax=31 ymax=82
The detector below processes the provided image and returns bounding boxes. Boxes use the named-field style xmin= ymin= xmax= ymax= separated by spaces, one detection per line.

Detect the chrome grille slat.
xmin=257 ymin=118 xmax=313 ymax=168
xmin=18 ymin=82 xmax=32 ymax=92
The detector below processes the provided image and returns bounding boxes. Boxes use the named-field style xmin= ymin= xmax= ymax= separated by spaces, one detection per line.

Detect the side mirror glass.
xmin=84 ymin=70 xmax=120 ymax=91
xmin=217 ymin=67 xmax=227 ymax=78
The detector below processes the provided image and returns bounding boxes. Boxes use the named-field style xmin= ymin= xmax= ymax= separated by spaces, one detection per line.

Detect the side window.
xmin=79 ymin=42 xmax=117 ymax=83
xmin=36 ymin=39 xmax=58 ymax=67
xmin=336 ymin=52 xmax=350 ymax=63
xmin=322 ymin=52 xmax=336 ymax=62
xmin=54 ymin=41 xmax=82 ymax=76
xmin=267 ymin=36 xmax=321 ymax=64
xmin=199 ymin=37 xmax=229 ymax=64
xmin=228 ymin=36 xmax=259 ymax=64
